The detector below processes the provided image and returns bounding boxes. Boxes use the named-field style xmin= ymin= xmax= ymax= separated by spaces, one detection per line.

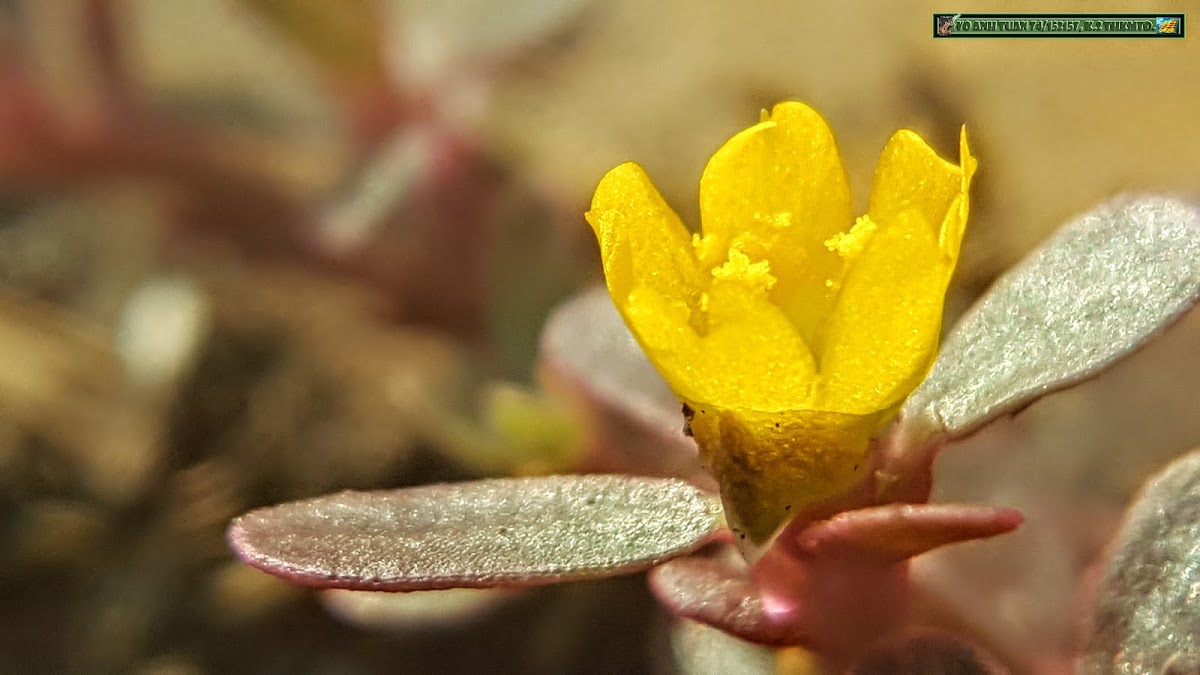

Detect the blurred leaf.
xmin=1081 ymin=448 xmax=1200 ymax=672
xmin=900 ymin=195 xmax=1200 ymax=450
xmin=0 ymin=289 xmax=162 ymax=504
xmin=482 ymin=381 xmax=583 ymax=474
xmin=541 ymin=286 xmax=679 ymax=432
xmin=9 ymin=500 xmax=112 ymax=572
xmin=907 ymin=422 xmax=1084 ymax=667
xmin=486 ymin=178 xmax=592 ymax=380
xmin=321 ymin=587 xmax=512 ymax=630
xmin=394 ymin=379 xmax=584 ymax=478
xmin=539 ymin=287 xmax=708 ymax=483
xmin=228 ymin=475 xmax=723 ymax=590
xmin=236 ymin=0 xmax=383 ymax=78
xmin=849 ymin=630 xmax=1007 ymax=675
xmin=671 ymin=619 xmax=781 ymax=675
xmin=206 ymin=561 xmax=304 ymax=627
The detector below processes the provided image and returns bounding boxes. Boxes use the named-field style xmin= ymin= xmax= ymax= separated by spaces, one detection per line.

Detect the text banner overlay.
xmin=933 ymin=14 xmax=1184 ymax=38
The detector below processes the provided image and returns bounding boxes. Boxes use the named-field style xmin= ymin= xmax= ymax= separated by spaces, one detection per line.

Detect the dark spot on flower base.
xmin=785 ymin=505 xmax=791 ymax=511
xmin=774 ymin=422 xmax=780 ymax=428
xmin=498 ymin=527 xmax=508 ymax=535
xmin=681 ymin=403 xmax=695 ymax=437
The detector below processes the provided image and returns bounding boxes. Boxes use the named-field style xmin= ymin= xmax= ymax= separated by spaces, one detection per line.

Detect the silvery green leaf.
xmin=901 ymin=195 xmax=1200 ymax=448
xmin=1081 ymin=449 xmax=1200 ymax=673
xmin=541 ymin=286 xmax=682 ymax=433
xmin=540 ymin=287 xmax=709 ymax=484
xmin=228 ymin=475 xmax=722 ymax=591
xmin=671 ymin=619 xmax=779 ymax=675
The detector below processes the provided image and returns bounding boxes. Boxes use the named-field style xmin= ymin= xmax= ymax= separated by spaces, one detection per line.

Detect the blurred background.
xmin=0 ymin=0 xmax=1197 ymax=672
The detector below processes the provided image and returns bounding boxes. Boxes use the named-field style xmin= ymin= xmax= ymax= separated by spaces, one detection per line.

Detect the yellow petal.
xmin=695 ymin=255 xmax=817 ymax=411
xmin=587 ymin=162 xmax=818 ymax=411
xmin=815 ymin=129 xmax=974 ymax=414
xmin=939 ymin=127 xmax=978 ymax=260
xmin=586 ymin=162 xmax=701 ymax=304
xmin=697 ymin=102 xmax=853 ymax=348
xmin=688 ymin=405 xmax=883 ymax=546
xmin=622 ymin=286 xmax=710 ymax=403
xmin=817 ymin=210 xmax=950 ymax=413
xmin=585 ymin=163 xmax=706 ymax=399
xmin=865 ymin=128 xmax=968 ymax=248
xmin=624 ymin=254 xmax=817 ymax=411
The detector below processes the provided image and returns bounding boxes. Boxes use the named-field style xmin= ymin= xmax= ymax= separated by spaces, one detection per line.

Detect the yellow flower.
xmin=585 ymin=102 xmax=977 ymax=547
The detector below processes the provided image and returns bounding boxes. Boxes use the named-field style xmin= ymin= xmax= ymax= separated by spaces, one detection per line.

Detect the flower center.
xmin=685 ymin=241 xmax=777 ymax=337
xmin=824 ymin=215 xmax=877 ymax=260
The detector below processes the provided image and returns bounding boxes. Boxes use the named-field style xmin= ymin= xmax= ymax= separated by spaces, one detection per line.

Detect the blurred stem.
xmin=234 ymin=0 xmax=412 ymax=150
xmin=873 ymin=424 xmax=941 ymax=505
xmin=82 ymin=0 xmax=134 ymax=114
